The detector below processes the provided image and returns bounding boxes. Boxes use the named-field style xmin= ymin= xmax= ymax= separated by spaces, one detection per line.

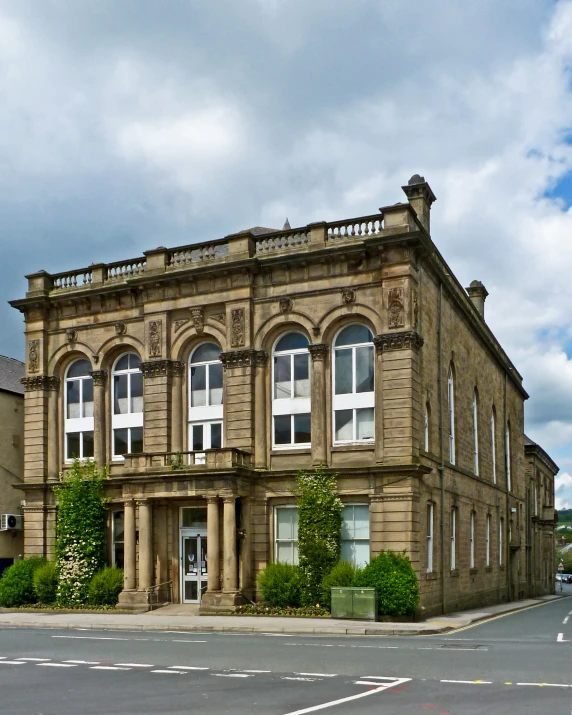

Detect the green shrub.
xmin=33 ymin=562 xmax=58 ymax=605
xmin=257 ymin=563 xmax=301 ymax=608
xmin=320 ymin=561 xmax=361 ymax=610
xmin=353 ymin=551 xmax=419 ymax=616
xmin=0 ymin=557 xmax=46 ymax=608
xmin=87 ymin=566 xmax=124 ymax=607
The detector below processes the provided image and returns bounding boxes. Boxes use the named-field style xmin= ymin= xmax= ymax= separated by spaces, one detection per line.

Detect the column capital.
xmin=171 ymin=360 xmax=186 ymax=377
xmin=374 ymin=330 xmax=424 ymax=354
xmin=21 ymin=375 xmax=60 ymax=392
xmin=222 ymin=495 xmax=237 ymax=503
xmin=135 ymin=498 xmax=150 ymax=507
xmin=254 ymin=349 xmax=268 ymax=367
xmin=220 ymin=349 xmax=258 ymax=370
xmin=89 ymin=369 xmax=108 ymax=386
xmin=308 ymin=343 xmax=329 ymax=362
xmin=140 ymin=360 xmax=181 ymax=378
xmin=206 ymin=495 xmax=220 ymax=504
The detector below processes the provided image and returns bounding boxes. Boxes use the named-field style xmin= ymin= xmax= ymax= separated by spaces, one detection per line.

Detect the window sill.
xmin=469 ymin=568 xmax=478 ymax=575
xmin=426 ymin=572 xmax=438 ymax=581
xmin=450 ymin=569 xmax=460 ymax=578
xmin=485 ymin=566 xmax=493 ymax=573
xmin=332 ymin=443 xmax=375 ymax=452
xmin=271 ymin=448 xmax=311 ymax=455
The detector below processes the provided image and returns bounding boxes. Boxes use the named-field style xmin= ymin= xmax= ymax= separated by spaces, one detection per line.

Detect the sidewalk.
xmin=0 ymin=595 xmax=564 ymax=636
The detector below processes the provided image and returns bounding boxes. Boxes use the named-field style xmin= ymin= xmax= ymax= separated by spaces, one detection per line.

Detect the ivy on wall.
xmin=53 ymin=460 xmax=106 ymax=606
xmin=296 ymin=466 xmax=343 ymax=606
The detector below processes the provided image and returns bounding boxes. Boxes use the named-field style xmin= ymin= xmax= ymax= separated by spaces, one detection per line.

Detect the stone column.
xmin=207 ymin=497 xmax=220 ymax=592
xmin=170 ymin=361 xmax=185 ymax=454
xmin=155 ymin=504 xmax=168 ymax=589
xmin=254 ymin=351 xmax=268 ymax=468
xmin=309 ymin=344 xmax=328 ymax=466
xmin=46 ymin=377 xmax=60 ymax=480
xmin=123 ymin=500 xmax=136 ymax=591
xmin=137 ymin=499 xmax=154 ymax=591
xmin=223 ymin=497 xmax=238 ymax=592
xmin=90 ymin=370 xmax=108 ymax=467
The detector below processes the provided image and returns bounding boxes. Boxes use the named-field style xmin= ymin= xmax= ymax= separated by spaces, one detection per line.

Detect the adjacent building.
xmin=0 ymin=355 xmax=24 ymax=574
xmin=10 ymin=175 xmax=557 ymax=615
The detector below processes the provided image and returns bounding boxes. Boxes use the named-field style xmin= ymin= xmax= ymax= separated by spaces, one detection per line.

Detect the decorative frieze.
xmin=89 ymin=370 xmax=108 ymax=386
xmin=140 ymin=360 xmax=183 ymax=378
xmin=211 ymin=313 xmax=226 ymax=325
xmin=21 ymin=375 xmax=60 ymax=392
xmin=231 ymin=308 xmax=245 ymax=347
xmin=374 ymin=330 xmax=424 ymax=353
xmin=28 ymin=339 xmax=40 ymax=373
xmin=308 ymin=343 xmax=329 ymax=362
xmin=220 ymin=349 xmax=264 ymax=369
xmin=387 ymin=287 xmax=404 ymax=329
xmin=148 ymin=320 xmax=162 ymax=358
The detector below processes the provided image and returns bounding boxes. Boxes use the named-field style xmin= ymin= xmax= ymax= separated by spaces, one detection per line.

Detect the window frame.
xmin=491 ymin=408 xmax=497 ymax=484
xmin=341 ymin=503 xmax=370 ymax=568
xmin=188 ymin=342 xmax=224 ymax=453
xmin=499 ymin=517 xmax=504 ymax=566
xmin=486 ymin=513 xmax=491 ymax=567
xmin=111 ymin=353 xmax=144 ymax=461
xmin=447 ymin=366 xmax=455 ymax=465
xmin=424 ymin=402 xmax=430 ymax=452
xmin=271 ymin=333 xmax=311 ymax=450
xmin=506 ymin=421 xmax=511 ymax=492
xmin=64 ymin=359 xmax=94 ymax=462
xmin=427 ymin=502 xmax=434 ymax=573
xmin=274 ymin=505 xmax=299 ymax=565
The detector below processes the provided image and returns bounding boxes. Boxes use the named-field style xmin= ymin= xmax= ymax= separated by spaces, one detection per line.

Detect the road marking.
xmin=516 ymin=682 xmax=572 ymax=687
xmin=356 ymin=680 xmax=388 ymax=686
xmin=37 ymin=663 xmax=78 ymax=668
xmin=296 ymin=673 xmax=337 ymax=677
xmin=0 ymin=661 xmax=26 ymax=665
xmin=240 ymin=669 xmax=271 ymax=673
xmin=563 ymin=616 xmax=569 ymax=624
xmin=440 ymin=680 xmax=491 ymax=684
xmin=52 ymin=635 xmax=133 ymax=641
xmin=63 ymin=660 xmax=100 ymax=664
xmin=283 ymin=677 xmax=317 ymax=682
xmin=557 ymin=633 xmax=569 ymax=642
xmin=283 ymin=677 xmax=411 ymax=714
xmin=90 ymin=666 xmax=131 ymax=671
xmin=151 ymin=670 xmax=185 ymax=674
xmin=213 ymin=673 xmax=252 ymax=678
xmin=168 ymin=666 xmax=209 ymax=670
xmin=17 ymin=658 xmax=51 ymax=661
xmin=114 ymin=663 xmax=154 ymax=668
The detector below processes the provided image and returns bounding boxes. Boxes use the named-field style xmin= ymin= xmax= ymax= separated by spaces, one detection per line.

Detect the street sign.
xmin=558 ymin=561 xmax=564 ymax=573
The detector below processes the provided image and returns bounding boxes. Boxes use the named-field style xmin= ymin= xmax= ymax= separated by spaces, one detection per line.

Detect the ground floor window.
xmin=112 ymin=511 xmax=124 ymax=568
xmin=341 ymin=504 xmax=370 ymax=567
xmin=275 ymin=506 xmax=299 ymax=565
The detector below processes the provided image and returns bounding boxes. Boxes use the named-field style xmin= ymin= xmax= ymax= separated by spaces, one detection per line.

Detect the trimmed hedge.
xmin=320 ymin=561 xmax=361 ymax=610
xmin=0 ymin=557 xmax=46 ymax=607
xmin=88 ymin=566 xmax=124 ymax=607
xmin=257 ymin=563 xmax=301 ymax=608
xmin=353 ymin=551 xmax=419 ymax=616
xmin=33 ymin=562 xmax=58 ymax=605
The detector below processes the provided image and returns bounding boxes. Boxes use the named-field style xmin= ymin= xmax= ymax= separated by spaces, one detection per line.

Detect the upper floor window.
xmin=333 ymin=325 xmax=374 ymax=443
xmin=112 ymin=353 xmax=143 ymax=459
xmin=447 ymin=366 xmax=455 ymax=464
xmin=272 ymin=333 xmax=311 ymax=448
xmin=506 ymin=421 xmax=511 ymax=492
xmin=189 ymin=343 xmax=223 ymax=452
xmin=64 ymin=359 xmax=94 ymax=461
xmin=341 ymin=504 xmax=370 ymax=567
xmin=491 ymin=408 xmax=497 ymax=484
xmin=473 ymin=389 xmax=479 ymax=475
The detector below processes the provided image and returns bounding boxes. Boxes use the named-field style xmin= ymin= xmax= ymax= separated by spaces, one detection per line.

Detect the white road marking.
xmin=169 ymin=666 xmax=209 ymax=670
xmin=114 ymin=663 xmax=154 ymax=668
xmin=37 ymin=663 xmax=78 ymax=668
xmin=440 ymin=679 xmax=491 ymax=684
xmin=557 ymin=633 xmax=569 ymax=642
xmin=361 ymin=676 xmax=402 ymax=681
xmin=151 ymin=670 xmax=185 ymax=674
xmin=17 ymin=658 xmax=51 ymax=661
xmin=283 ymin=677 xmax=411 ymax=714
xmin=283 ymin=677 xmax=317 ymax=682
xmin=563 ymin=616 xmax=569 ymax=624
xmin=52 ymin=635 xmax=133 ymax=641
xmin=240 ymin=669 xmax=271 ymax=673
xmin=296 ymin=673 xmax=337 ymax=678
xmin=213 ymin=673 xmax=252 ymax=678
xmin=516 ymin=682 xmax=572 ymax=687
xmin=0 ymin=661 xmax=26 ymax=665
xmin=261 ymin=633 xmax=294 ymax=637
xmin=63 ymin=660 xmax=100 ymax=664
xmin=90 ymin=666 xmax=131 ymax=671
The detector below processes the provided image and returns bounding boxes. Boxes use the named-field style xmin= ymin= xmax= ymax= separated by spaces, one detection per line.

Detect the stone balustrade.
xmin=120 ymin=447 xmax=252 ymax=474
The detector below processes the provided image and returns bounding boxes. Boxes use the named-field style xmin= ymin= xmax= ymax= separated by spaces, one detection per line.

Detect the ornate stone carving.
xmin=191 ymin=307 xmax=204 ymax=334
xmin=211 ymin=313 xmax=226 ymax=325
xmin=231 ymin=308 xmax=245 ymax=348
xmin=254 ymin=350 xmax=268 ymax=367
xmin=308 ymin=343 xmax=329 ymax=361
xmin=21 ymin=375 xmax=60 ymax=392
xmin=171 ymin=360 xmax=186 ymax=377
xmin=413 ymin=290 xmax=419 ymax=329
xmin=387 ymin=287 xmax=404 ymax=329
xmin=89 ymin=370 xmax=108 ymax=386
xmin=279 ymin=297 xmax=292 ymax=313
xmin=140 ymin=360 xmax=181 ymax=378
xmin=173 ymin=319 xmax=188 ymax=333
xmin=220 ymin=349 xmax=258 ymax=369
xmin=148 ymin=320 xmax=162 ymax=358
xmin=115 ymin=321 xmax=127 ymax=336
xmin=66 ymin=328 xmax=77 ymax=343
xmin=28 ymin=339 xmax=39 ymax=373
xmin=374 ymin=330 xmax=424 ymax=353
xmin=341 ymin=288 xmax=356 ymax=304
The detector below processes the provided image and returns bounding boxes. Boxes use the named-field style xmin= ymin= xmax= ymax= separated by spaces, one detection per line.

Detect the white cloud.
xmin=556 ymin=472 xmax=572 ymax=509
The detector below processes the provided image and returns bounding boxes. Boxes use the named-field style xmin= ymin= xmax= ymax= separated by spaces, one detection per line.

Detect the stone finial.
xmin=466 ymin=280 xmax=489 ymax=320
xmin=401 ymin=175 xmax=437 ymax=234
xmin=283 ymin=218 xmax=291 ymax=230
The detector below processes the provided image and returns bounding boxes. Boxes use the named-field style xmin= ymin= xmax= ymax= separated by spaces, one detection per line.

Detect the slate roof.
xmin=524 ymin=433 xmax=559 ymax=475
xmin=0 ymin=355 xmax=24 ymax=396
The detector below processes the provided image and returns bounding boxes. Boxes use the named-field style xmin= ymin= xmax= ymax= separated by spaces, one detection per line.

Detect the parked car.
xmin=556 ymin=573 xmax=572 ymax=583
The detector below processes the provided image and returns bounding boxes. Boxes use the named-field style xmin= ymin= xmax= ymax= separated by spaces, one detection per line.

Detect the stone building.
xmin=10 ymin=175 xmax=556 ymax=614
xmin=0 ymin=355 xmax=24 ymax=573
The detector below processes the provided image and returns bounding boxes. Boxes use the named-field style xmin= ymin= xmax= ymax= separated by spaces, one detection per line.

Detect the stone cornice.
xmin=308 ymin=343 xmax=329 ymax=361
xmin=220 ymin=349 xmax=265 ymax=369
xmin=21 ymin=375 xmax=60 ymax=392
xmin=140 ymin=360 xmax=183 ymax=378
xmin=374 ymin=330 xmax=424 ymax=353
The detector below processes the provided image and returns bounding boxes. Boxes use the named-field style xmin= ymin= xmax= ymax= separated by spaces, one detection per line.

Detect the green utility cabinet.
xmin=330 ymin=587 xmax=377 ymax=621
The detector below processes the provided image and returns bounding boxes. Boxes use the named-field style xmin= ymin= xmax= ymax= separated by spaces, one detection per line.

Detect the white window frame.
xmin=470 ymin=511 xmax=475 ymax=569
xmin=473 ymin=389 xmax=479 ymax=475
xmin=272 ymin=333 xmax=311 ymax=449
xmin=111 ymin=510 xmax=124 ymax=567
xmin=188 ymin=343 xmax=224 ymax=453
xmin=332 ymin=325 xmax=375 ymax=444
xmin=64 ymin=359 xmax=94 ymax=462
xmin=341 ymin=504 xmax=370 ymax=568
xmin=111 ymin=353 xmax=144 ymax=460
xmin=448 ymin=367 xmax=455 ymax=464
xmin=274 ymin=505 xmax=299 ymax=565
xmin=506 ymin=422 xmax=511 ymax=492
xmin=424 ymin=402 xmax=430 ymax=452
xmin=451 ymin=507 xmax=457 ymax=570
xmin=427 ymin=502 xmax=434 ymax=573
xmin=491 ymin=409 xmax=497 ymax=484
xmin=499 ymin=517 xmax=504 ymax=566
xmin=486 ymin=514 xmax=491 ymax=567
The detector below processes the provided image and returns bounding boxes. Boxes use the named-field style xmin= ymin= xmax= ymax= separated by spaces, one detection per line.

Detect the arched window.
xmin=447 ymin=366 xmax=455 ymax=464
xmin=491 ymin=407 xmax=497 ymax=484
xmin=272 ymin=333 xmax=310 ymax=448
xmin=506 ymin=421 xmax=511 ymax=491
xmin=473 ymin=389 xmax=479 ymax=475
xmin=424 ymin=401 xmax=430 ymax=452
xmin=112 ymin=353 xmax=143 ymax=459
xmin=333 ymin=324 xmax=374 ymax=443
xmin=64 ymin=359 xmax=94 ymax=461
xmin=189 ymin=343 xmax=223 ymax=452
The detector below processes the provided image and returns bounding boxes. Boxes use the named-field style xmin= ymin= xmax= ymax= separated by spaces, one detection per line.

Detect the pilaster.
xmin=308 ymin=344 xmax=328 ymax=466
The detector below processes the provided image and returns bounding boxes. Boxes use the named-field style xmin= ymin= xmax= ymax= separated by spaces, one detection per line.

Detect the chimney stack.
xmin=466 ymin=280 xmax=489 ymax=319
xmin=402 ymin=174 xmax=436 ymax=234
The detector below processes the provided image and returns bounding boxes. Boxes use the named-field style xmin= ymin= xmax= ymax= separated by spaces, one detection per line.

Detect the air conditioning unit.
xmin=0 ymin=514 xmax=23 ymax=531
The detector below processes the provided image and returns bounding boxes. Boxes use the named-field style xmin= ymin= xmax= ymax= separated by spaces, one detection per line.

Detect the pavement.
xmin=0 ymin=593 xmax=563 ymax=635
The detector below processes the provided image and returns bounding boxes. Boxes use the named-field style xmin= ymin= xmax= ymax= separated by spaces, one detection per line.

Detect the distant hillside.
xmin=559 ymin=509 xmax=572 ymax=523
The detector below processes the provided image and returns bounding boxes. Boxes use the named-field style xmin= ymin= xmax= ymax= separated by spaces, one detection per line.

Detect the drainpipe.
xmin=438 ymin=282 xmax=446 ymax=614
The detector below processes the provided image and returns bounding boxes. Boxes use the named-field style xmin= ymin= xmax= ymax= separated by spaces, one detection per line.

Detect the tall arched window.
xmin=491 ymin=407 xmax=497 ymax=484
xmin=112 ymin=353 xmax=143 ymax=459
xmin=506 ymin=421 xmax=511 ymax=492
xmin=272 ymin=333 xmax=310 ymax=448
xmin=333 ymin=325 xmax=374 ymax=443
xmin=447 ymin=366 xmax=455 ymax=464
xmin=189 ymin=343 xmax=223 ymax=452
xmin=473 ymin=389 xmax=479 ymax=475
xmin=64 ymin=359 xmax=94 ymax=461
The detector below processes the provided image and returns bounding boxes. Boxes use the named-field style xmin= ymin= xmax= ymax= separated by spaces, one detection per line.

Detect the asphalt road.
xmin=1 ymin=589 xmax=572 ymax=714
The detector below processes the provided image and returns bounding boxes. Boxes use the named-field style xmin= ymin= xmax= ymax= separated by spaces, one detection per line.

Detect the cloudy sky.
xmin=1 ymin=1 xmax=572 ymax=504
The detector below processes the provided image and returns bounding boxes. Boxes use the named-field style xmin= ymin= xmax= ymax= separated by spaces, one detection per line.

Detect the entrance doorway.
xmin=180 ymin=506 xmax=208 ymax=604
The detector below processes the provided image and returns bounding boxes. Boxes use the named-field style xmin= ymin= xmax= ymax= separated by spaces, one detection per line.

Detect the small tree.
xmin=297 ymin=466 xmax=343 ymax=606
xmin=54 ymin=460 xmax=107 ymax=606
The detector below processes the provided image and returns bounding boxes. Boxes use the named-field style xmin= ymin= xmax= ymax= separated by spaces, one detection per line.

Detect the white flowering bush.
xmin=54 ymin=460 xmax=106 ymax=606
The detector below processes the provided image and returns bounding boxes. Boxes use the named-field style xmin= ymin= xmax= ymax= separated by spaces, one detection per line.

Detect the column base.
xmin=199 ymin=590 xmax=245 ymax=614
xmin=116 ymin=589 xmax=150 ymax=612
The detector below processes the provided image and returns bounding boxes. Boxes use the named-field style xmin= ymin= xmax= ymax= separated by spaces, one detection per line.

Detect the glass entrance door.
xmin=181 ymin=533 xmax=208 ymax=603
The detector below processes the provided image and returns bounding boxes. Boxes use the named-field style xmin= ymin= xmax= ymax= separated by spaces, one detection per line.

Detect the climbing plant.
xmin=53 ymin=459 xmax=107 ymax=605
xmin=296 ymin=466 xmax=343 ymax=606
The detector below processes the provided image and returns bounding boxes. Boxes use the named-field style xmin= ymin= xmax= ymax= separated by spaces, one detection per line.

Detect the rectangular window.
xmin=427 ymin=503 xmax=434 ymax=573
xmin=274 ymin=356 xmax=291 ymax=399
xmin=499 ymin=517 xmax=504 ymax=566
xmin=334 ymin=350 xmax=353 ymax=395
xmin=211 ymin=423 xmax=222 ymax=449
xmin=190 ymin=365 xmax=207 ymax=407
xmin=486 ymin=514 xmax=491 ymax=567
xmin=355 ymin=347 xmax=374 ymax=393
xmin=491 ymin=412 xmax=497 ymax=484
xmin=334 ymin=408 xmax=374 ymax=443
xmin=341 ymin=505 xmax=370 ymax=567
xmin=273 ymin=414 xmax=311 ymax=447
xmin=66 ymin=431 xmax=94 ymax=461
xmin=112 ymin=511 xmax=125 ymax=568
xmin=275 ymin=507 xmax=298 ymax=565
xmin=114 ymin=427 xmax=143 ymax=457
xmin=470 ymin=512 xmax=475 ymax=569
xmin=506 ymin=426 xmax=511 ymax=492
xmin=451 ymin=507 xmax=457 ymax=570
xmin=293 ymin=354 xmax=310 ymax=398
